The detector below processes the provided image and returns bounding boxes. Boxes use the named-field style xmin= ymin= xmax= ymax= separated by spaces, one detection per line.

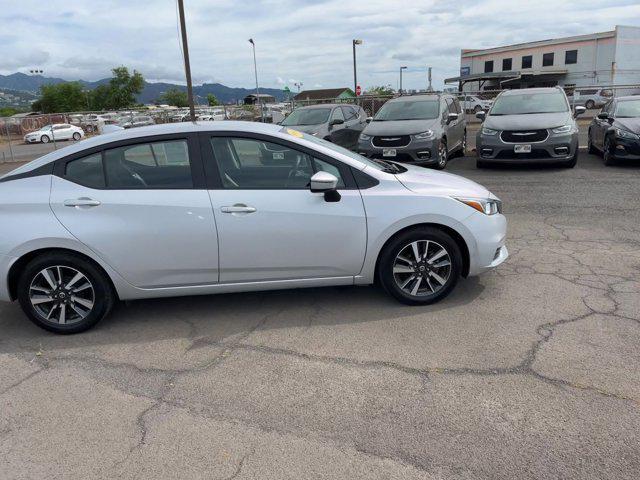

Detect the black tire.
xmin=476 ymin=159 xmax=489 ymax=168
xmin=72 ymin=132 xmax=81 ymax=141
xmin=585 ymin=100 xmax=595 ymax=110
xmin=603 ymin=136 xmax=616 ymax=166
xmin=17 ymin=252 xmax=115 ymax=334
xmin=454 ymin=131 xmax=467 ymax=158
xmin=378 ymin=227 xmax=462 ymax=306
xmin=434 ymin=139 xmax=448 ymax=170
xmin=40 ymin=135 xmax=50 ymax=144
xmin=587 ymin=129 xmax=597 ymax=154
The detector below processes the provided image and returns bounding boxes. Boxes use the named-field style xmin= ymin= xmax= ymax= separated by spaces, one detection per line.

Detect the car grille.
xmin=369 ymin=153 xmax=416 ymax=163
xmin=500 ymin=129 xmax=548 ymax=143
xmin=372 ymin=135 xmax=411 ymax=147
xmin=495 ymin=149 xmax=552 ymax=160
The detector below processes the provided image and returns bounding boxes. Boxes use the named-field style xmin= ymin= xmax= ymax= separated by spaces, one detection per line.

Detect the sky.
xmin=1 ymin=0 xmax=639 ymax=91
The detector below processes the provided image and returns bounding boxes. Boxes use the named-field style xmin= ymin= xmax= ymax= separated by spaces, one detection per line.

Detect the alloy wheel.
xmin=393 ymin=240 xmax=452 ymax=297
xmin=29 ymin=266 xmax=95 ymax=325
xmin=438 ymin=142 xmax=447 ymax=167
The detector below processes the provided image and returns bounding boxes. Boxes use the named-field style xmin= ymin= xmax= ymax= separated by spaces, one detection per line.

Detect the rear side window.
xmin=65 ymin=153 xmax=105 ymax=188
xmin=63 ymin=139 xmax=193 ymax=189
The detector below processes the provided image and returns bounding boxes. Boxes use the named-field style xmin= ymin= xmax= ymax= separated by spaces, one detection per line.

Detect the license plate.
xmin=383 ymin=148 xmax=397 ymax=157
xmin=514 ymin=144 xmax=532 ymax=153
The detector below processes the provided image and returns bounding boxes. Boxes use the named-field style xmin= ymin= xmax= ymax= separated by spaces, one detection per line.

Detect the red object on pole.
xmin=355 ymin=85 xmax=362 ymax=96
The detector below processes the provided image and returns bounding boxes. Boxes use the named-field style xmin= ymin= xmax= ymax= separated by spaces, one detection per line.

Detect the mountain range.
xmin=0 ymin=72 xmax=289 ymax=106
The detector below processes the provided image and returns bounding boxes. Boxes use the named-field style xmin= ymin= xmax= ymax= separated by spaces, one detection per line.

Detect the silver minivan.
xmin=357 ymin=94 xmax=466 ymax=170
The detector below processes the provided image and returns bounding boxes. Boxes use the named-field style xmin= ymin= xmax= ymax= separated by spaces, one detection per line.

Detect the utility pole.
xmin=399 ymin=66 xmax=407 ymax=95
xmin=427 ymin=66 xmax=433 ymax=92
xmin=177 ymin=0 xmax=196 ymax=121
xmin=248 ymin=39 xmax=264 ymax=122
xmin=352 ymin=39 xmax=362 ymax=94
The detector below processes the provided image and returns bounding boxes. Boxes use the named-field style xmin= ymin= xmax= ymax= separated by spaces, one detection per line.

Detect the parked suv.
xmin=476 ymin=87 xmax=585 ymax=168
xmin=357 ymin=94 xmax=466 ymax=170
xmin=280 ymin=104 xmax=367 ymax=150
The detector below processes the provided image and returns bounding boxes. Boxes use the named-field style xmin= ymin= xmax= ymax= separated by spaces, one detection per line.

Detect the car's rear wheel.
xmin=434 ymin=139 xmax=448 ymax=170
xmin=603 ymin=136 xmax=616 ymax=166
xmin=17 ymin=252 xmax=115 ymax=334
xmin=40 ymin=135 xmax=50 ymax=144
xmin=72 ymin=132 xmax=81 ymax=141
xmin=378 ymin=227 xmax=462 ymax=305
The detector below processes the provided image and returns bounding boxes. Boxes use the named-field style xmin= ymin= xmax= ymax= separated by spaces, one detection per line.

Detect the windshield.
xmin=615 ymin=100 xmax=640 ymax=118
xmin=279 ymin=126 xmax=404 ymax=172
xmin=490 ymin=92 xmax=568 ymax=115
xmin=281 ymin=108 xmax=331 ymax=126
xmin=374 ymin=100 xmax=439 ymax=121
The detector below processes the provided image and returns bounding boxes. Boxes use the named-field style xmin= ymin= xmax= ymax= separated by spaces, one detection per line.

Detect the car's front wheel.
xmin=40 ymin=135 xmax=50 ymax=144
xmin=434 ymin=139 xmax=448 ymax=170
xmin=603 ymin=136 xmax=616 ymax=166
xmin=587 ymin=129 xmax=597 ymax=154
xmin=378 ymin=227 xmax=462 ymax=305
xmin=17 ymin=252 xmax=115 ymax=334
xmin=72 ymin=132 xmax=81 ymax=141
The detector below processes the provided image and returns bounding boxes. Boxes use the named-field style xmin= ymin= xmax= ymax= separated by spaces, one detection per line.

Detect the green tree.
xmin=0 ymin=107 xmax=21 ymax=117
xmin=206 ymin=93 xmax=220 ymax=106
xmin=32 ymin=82 xmax=89 ymax=113
xmin=367 ymin=85 xmax=395 ymax=96
xmin=161 ymin=88 xmax=189 ymax=107
xmin=104 ymin=66 xmax=145 ymax=109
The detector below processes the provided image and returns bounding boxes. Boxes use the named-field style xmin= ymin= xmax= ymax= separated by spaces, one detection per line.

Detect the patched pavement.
xmin=1 ymin=152 xmax=639 ymax=479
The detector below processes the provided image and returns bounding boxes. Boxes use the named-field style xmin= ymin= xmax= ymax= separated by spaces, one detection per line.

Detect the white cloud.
xmin=1 ymin=1 xmax=639 ymax=90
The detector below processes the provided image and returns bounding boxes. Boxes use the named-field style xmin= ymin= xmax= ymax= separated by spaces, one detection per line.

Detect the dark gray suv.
xmin=357 ymin=94 xmax=466 ymax=169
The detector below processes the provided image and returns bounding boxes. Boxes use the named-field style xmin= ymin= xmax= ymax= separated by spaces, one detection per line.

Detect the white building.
xmin=446 ymin=25 xmax=640 ymax=91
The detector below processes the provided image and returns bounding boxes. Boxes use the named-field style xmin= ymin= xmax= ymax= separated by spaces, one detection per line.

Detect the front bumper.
xmin=610 ymin=136 xmax=640 ymax=160
xmin=24 ymin=137 xmax=39 ymax=143
xmin=358 ymin=137 xmax=438 ymax=165
xmin=476 ymin=131 xmax=578 ymax=163
xmin=465 ymin=212 xmax=509 ymax=276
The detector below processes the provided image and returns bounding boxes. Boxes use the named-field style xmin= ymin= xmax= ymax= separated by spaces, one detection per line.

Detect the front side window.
xmin=490 ymin=92 xmax=568 ymax=115
xmin=65 ymin=139 xmax=193 ymax=189
xmin=341 ymin=106 xmax=358 ymax=121
xmin=330 ymin=107 xmax=345 ymax=122
xmin=543 ymin=52 xmax=554 ymax=67
xmin=209 ymin=137 xmax=344 ymax=189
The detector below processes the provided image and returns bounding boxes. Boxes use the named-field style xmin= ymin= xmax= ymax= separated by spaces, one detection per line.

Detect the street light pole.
xmin=352 ymin=39 xmax=362 ymax=94
xmin=248 ymin=38 xmax=264 ymax=122
xmin=399 ymin=66 xmax=407 ymax=95
xmin=177 ymin=0 xmax=196 ymax=122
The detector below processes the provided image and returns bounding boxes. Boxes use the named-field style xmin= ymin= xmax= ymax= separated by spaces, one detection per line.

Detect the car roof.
xmin=2 ymin=121 xmax=370 ymax=178
xmin=386 ymin=94 xmax=440 ymax=103
xmin=499 ymin=87 xmax=563 ymax=96
xmin=295 ymin=104 xmax=352 ymax=109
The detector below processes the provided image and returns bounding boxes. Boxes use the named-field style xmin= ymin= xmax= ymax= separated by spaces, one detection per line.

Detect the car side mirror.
xmin=447 ymin=112 xmax=458 ymax=124
xmin=574 ymin=106 xmax=586 ymax=117
xmin=310 ymin=171 xmax=341 ymax=202
xmin=475 ymin=111 xmax=486 ymax=121
xmin=366 ymin=117 xmax=373 ymax=123
xmin=596 ymin=112 xmax=609 ymax=120
xmin=329 ymin=118 xmax=344 ymax=127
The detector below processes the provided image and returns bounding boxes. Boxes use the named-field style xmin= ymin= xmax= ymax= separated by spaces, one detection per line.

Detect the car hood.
xmin=363 ymin=119 xmax=438 ymax=136
xmin=614 ymin=117 xmax=640 ymax=133
xmin=484 ymin=112 xmax=571 ymax=130
xmin=394 ymin=164 xmax=492 ymax=198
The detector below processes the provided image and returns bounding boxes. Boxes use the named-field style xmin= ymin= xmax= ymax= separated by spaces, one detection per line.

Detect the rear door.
xmin=201 ymin=132 xmax=367 ymax=283
xmin=50 ymin=134 xmax=219 ymax=288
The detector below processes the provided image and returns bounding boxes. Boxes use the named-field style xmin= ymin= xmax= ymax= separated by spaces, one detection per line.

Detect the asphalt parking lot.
xmin=1 ymin=152 xmax=639 ymax=479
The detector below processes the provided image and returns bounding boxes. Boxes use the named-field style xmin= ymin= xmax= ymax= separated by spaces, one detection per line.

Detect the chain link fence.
xmin=2 ymin=84 xmax=639 ymax=164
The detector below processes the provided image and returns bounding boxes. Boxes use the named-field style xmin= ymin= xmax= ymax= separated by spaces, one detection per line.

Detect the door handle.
xmin=64 ymin=198 xmax=101 ymax=208
xmin=221 ymin=204 xmax=256 ymax=214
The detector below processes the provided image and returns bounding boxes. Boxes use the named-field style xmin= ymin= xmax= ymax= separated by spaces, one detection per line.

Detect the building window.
xmin=502 ymin=58 xmax=512 ymax=71
xmin=484 ymin=60 xmax=494 ymax=73
xmin=522 ymin=55 xmax=532 ymax=69
xmin=565 ymin=50 xmax=578 ymax=64
xmin=542 ymin=53 xmax=554 ymax=67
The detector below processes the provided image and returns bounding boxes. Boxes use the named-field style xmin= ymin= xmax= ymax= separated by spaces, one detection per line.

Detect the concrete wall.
xmin=613 ymin=25 xmax=640 ymax=86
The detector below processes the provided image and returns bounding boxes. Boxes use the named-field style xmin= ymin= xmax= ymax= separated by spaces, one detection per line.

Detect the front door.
xmin=202 ymin=134 xmax=367 ymax=283
xmin=50 ymin=135 xmax=219 ymax=288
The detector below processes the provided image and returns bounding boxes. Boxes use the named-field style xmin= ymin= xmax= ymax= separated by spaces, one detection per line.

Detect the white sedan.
xmin=0 ymin=122 xmax=508 ymax=333
xmin=24 ymin=124 xmax=85 ymax=144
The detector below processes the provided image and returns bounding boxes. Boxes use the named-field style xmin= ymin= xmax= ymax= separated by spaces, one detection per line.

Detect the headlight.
xmin=454 ymin=197 xmax=502 ymax=215
xmin=413 ymin=130 xmax=434 ymax=140
xmin=359 ymin=134 xmax=371 ymax=141
xmin=551 ymin=124 xmax=575 ymax=135
xmin=615 ymin=128 xmax=640 ymax=140
xmin=481 ymin=127 xmax=498 ymax=136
